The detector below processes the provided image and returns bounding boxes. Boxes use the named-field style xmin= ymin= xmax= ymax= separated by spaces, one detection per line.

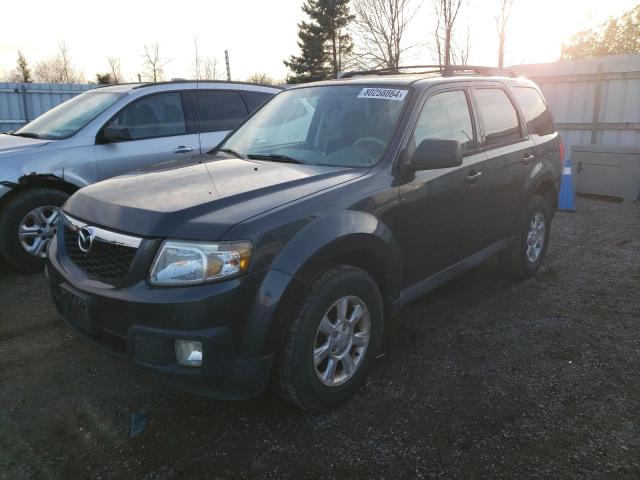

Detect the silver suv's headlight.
xmin=149 ymin=240 xmax=252 ymax=286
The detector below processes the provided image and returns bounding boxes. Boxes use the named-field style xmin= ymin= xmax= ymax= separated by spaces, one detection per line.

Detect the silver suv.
xmin=0 ymin=81 xmax=280 ymax=271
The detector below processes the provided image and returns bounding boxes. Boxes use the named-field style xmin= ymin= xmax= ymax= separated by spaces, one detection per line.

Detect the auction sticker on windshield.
xmin=358 ymin=88 xmax=407 ymax=101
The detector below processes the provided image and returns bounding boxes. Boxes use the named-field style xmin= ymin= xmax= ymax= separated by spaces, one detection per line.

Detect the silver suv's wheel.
xmin=0 ymin=188 xmax=69 ymax=272
xmin=18 ymin=205 xmax=60 ymax=258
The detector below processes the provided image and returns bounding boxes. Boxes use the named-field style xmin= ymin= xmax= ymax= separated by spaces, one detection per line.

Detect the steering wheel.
xmin=354 ymin=137 xmax=386 ymax=150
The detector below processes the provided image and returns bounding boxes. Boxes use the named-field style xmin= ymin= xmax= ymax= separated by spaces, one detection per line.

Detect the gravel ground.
xmin=1 ymin=197 xmax=639 ymax=480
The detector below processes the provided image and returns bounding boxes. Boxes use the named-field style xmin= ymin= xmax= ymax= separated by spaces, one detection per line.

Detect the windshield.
xmin=219 ymin=85 xmax=408 ymax=167
xmin=15 ymin=91 xmax=123 ymax=140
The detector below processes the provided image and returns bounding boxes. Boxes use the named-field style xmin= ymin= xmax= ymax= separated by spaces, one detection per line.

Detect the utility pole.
xmin=225 ymin=50 xmax=231 ymax=81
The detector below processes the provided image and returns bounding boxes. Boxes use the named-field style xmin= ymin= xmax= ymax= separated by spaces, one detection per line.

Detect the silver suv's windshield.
xmin=219 ymin=85 xmax=408 ymax=167
xmin=14 ymin=91 xmax=123 ymax=140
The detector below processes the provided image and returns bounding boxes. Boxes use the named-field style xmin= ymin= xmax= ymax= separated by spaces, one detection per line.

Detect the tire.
xmin=0 ymin=188 xmax=69 ymax=273
xmin=499 ymin=194 xmax=552 ymax=278
xmin=273 ymin=265 xmax=384 ymax=412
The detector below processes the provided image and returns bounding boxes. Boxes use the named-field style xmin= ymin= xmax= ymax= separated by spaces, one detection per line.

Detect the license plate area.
xmin=60 ymin=284 xmax=96 ymax=334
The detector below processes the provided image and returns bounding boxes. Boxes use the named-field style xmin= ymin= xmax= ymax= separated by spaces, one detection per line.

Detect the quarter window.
xmin=475 ymin=88 xmax=522 ymax=147
xmin=414 ymin=90 xmax=475 ymax=151
xmin=512 ymin=87 xmax=555 ymax=136
xmin=193 ymin=91 xmax=248 ymax=133
xmin=241 ymin=91 xmax=274 ymax=112
xmin=106 ymin=92 xmax=186 ymax=140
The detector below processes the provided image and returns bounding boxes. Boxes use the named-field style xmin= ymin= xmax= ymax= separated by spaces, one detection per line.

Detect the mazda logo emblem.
xmin=78 ymin=226 xmax=95 ymax=253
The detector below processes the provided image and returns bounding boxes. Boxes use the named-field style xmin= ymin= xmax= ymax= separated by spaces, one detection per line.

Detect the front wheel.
xmin=499 ymin=194 xmax=551 ymax=278
xmin=0 ymin=188 xmax=69 ymax=272
xmin=273 ymin=265 xmax=384 ymax=412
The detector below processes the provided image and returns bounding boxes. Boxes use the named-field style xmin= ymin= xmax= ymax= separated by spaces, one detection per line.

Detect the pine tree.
xmin=16 ymin=51 xmax=32 ymax=83
xmin=284 ymin=0 xmax=354 ymax=83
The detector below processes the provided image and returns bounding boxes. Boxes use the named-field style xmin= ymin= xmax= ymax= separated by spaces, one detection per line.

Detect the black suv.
xmin=47 ymin=66 xmax=562 ymax=412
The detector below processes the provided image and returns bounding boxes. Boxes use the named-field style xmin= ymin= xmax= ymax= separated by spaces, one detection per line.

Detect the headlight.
xmin=149 ymin=240 xmax=252 ymax=286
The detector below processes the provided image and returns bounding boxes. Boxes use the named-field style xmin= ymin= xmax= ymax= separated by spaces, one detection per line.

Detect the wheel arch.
xmin=241 ymin=211 xmax=403 ymax=358
xmin=0 ymin=174 xmax=79 ymax=209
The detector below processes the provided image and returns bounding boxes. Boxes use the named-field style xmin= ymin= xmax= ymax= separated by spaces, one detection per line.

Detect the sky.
xmin=0 ymin=0 xmax=638 ymax=83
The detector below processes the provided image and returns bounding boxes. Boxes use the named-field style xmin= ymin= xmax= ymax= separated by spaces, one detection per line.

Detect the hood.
xmin=64 ymin=157 xmax=366 ymax=239
xmin=0 ymin=134 xmax=51 ymax=154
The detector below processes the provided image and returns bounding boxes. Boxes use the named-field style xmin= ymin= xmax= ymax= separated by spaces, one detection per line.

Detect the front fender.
xmin=238 ymin=211 xmax=401 ymax=357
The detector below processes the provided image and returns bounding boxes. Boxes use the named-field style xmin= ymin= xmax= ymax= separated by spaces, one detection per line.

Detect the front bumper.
xmin=47 ymin=236 xmax=289 ymax=400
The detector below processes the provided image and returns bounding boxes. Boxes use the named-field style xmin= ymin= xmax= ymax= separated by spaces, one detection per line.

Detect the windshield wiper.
xmin=247 ymin=154 xmax=303 ymax=164
xmin=216 ymin=148 xmax=246 ymax=159
xmin=11 ymin=132 xmax=42 ymax=139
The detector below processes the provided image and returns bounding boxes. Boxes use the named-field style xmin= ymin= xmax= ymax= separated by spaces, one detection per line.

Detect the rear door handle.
xmin=522 ymin=153 xmax=535 ymax=164
xmin=464 ymin=170 xmax=483 ymax=184
xmin=173 ymin=146 xmax=194 ymax=154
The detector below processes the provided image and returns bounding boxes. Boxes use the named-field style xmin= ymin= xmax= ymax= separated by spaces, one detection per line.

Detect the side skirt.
xmin=397 ymin=237 xmax=514 ymax=308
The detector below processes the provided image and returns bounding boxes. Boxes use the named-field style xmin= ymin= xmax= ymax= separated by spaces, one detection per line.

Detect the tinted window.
xmin=107 ymin=92 xmax=186 ymax=140
xmin=242 ymin=91 xmax=274 ymax=112
xmin=414 ymin=90 xmax=474 ymax=151
xmin=512 ymin=87 xmax=554 ymax=136
xmin=475 ymin=88 xmax=522 ymax=147
xmin=194 ymin=91 xmax=248 ymax=132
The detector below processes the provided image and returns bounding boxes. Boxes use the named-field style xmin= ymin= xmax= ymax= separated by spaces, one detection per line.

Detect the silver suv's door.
xmin=94 ymin=91 xmax=200 ymax=179
xmin=190 ymin=90 xmax=250 ymax=154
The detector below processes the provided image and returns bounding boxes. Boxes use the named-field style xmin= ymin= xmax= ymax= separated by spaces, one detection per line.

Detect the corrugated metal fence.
xmin=513 ymin=54 xmax=640 ymax=161
xmin=0 ymin=82 xmax=94 ymax=132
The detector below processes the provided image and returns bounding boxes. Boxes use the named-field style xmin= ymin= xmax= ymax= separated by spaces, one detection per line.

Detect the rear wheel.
xmin=273 ymin=265 xmax=383 ymax=412
xmin=0 ymin=188 xmax=68 ymax=272
xmin=499 ymin=194 xmax=551 ymax=278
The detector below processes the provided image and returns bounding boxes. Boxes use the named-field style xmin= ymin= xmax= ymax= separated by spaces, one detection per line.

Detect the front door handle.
xmin=522 ymin=153 xmax=535 ymax=164
xmin=173 ymin=146 xmax=194 ymax=154
xmin=464 ymin=170 xmax=483 ymax=184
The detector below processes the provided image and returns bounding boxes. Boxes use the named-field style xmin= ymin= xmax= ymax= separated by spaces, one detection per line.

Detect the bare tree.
xmin=200 ymin=57 xmax=221 ymax=80
xmin=192 ymin=39 xmax=221 ymax=80
xmin=8 ymin=51 xmax=32 ymax=83
xmin=107 ymin=57 xmax=122 ymax=83
xmin=33 ymin=41 xmax=82 ymax=83
xmin=246 ymin=73 xmax=275 ymax=84
xmin=451 ymin=26 xmax=471 ymax=66
xmin=352 ymin=0 xmax=419 ymax=70
xmin=434 ymin=0 xmax=464 ymax=66
xmin=496 ymin=0 xmax=514 ymax=67
xmin=142 ymin=43 xmax=170 ymax=82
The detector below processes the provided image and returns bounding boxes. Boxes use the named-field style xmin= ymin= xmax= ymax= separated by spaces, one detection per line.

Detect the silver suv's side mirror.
xmin=411 ymin=139 xmax=463 ymax=171
xmin=98 ymin=126 xmax=132 ymax=144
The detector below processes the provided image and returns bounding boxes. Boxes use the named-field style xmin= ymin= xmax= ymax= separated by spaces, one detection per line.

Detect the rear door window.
xmin=107 ymin=92 xmax=186 ymax=140
xmin=193 ymin=91 xmax=248 ymax=133
xmin=475 ymin=88 xmax=523 ymax=147
xmin=511 ymin=87 xmax=555 ymax=136
xmin=413 ymin=90 xmax=475 ymax=152
xmin=241 ymin=91 xmax=274 ymax=112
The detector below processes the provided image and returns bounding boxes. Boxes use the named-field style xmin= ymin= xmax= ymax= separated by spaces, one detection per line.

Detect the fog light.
xmin=175 ymin=340 xmax=203 ymax=367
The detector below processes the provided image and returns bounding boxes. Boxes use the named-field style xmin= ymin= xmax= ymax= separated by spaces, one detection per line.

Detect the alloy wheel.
xmin=18 ymin=205 xmax=60 ymax=258
xmin=313 ymin=295 xmax=371 ymax=387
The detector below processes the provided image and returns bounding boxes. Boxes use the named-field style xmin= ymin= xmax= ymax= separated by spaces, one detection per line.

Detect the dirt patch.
xmin=1 ymin=198 xmax=639 ymax=479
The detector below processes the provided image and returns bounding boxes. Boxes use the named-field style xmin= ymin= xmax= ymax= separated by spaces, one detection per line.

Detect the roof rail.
xmin=339 ymin=64 xmax=518 ymax=79
xmin=131 ymin=79 xmax=284 ymax=90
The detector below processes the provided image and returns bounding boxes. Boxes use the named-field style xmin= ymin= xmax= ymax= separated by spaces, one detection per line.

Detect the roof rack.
xmin=339 ymin=64 xmax=518 ymax=79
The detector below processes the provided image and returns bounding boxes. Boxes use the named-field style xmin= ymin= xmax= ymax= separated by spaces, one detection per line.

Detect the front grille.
xmin=64 ymin=226 xmax=137 ymax=283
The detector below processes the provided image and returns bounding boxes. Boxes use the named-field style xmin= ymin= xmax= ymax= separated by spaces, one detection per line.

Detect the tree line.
xmin=284 ymin=0 xmax=640 ymax=82
xmin=4 ymin=2 xmax=640 ymax=85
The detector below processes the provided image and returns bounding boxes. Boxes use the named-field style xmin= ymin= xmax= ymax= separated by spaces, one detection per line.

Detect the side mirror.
xmin=99 ymin=125 xmax=132 ymax=143
xmin=410 ymin=139 xmax=463 ymax=171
